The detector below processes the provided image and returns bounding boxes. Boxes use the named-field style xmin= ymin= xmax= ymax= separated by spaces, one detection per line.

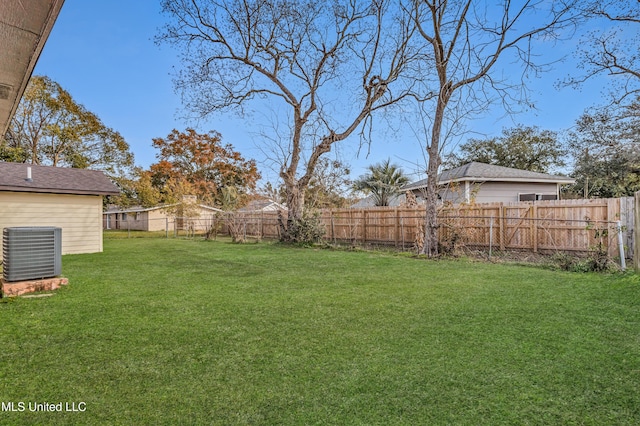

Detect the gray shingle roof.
xmin=0 ymin=162 xmax=120 ymax=196
xmin=403 ymin=162 xmax=574 ymax=191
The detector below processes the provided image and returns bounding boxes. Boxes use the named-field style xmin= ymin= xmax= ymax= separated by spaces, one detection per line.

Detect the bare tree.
xmin=157 ymin=0 xmax=416 ymax=240
xmin=409 ymin=0 xmax=578 ymax=256
xmin=565 ymin=0 xmax=640 ymax=105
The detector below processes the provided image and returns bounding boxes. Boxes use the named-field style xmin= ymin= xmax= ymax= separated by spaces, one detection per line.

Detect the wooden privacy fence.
xmin=231 ymin=197 xmax=634 ymax=258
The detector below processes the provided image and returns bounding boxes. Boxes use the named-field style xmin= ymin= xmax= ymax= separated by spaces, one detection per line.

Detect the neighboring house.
xmin=403 ymin=162 xmax=575 ymax=204
xmin=104 ymin=201 xmax=222 ymax=232
xmin=238 ymin=198 xmax=287 ymax=212
xmin=0 ymin=162 xmax=120 ymax=257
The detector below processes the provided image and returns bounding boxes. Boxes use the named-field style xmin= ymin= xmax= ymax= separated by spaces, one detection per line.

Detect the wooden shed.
xmin=0 ymin=162 xmax=119 ymax=257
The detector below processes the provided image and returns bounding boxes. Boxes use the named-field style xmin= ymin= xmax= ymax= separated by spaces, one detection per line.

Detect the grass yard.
xmin=1 ymin=238 xmax=639 ymax=425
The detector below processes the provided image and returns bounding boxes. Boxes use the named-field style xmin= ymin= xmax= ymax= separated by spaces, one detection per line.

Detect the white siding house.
xmin=0 ymin=162 xmax=120 ymax=257
xmin=403 ymin=162 xmax=575 ymax=204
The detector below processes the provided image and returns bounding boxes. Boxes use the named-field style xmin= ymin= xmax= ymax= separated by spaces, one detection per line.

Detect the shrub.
xmin=550 ymin=247 xmax=616 ymax=273
xmin=585 ymin=242 xmax=614 ymax=272
xmin=282 ymin=211 xmax=326 ymax=245
xmin=550 ymin=252 xmax=577 ymax=271
xmin=225 ymin=212 xmax=247 ymax=243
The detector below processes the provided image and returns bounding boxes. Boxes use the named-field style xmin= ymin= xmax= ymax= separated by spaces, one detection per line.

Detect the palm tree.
xmin=353 ymin=159 xmax=410 ymax=206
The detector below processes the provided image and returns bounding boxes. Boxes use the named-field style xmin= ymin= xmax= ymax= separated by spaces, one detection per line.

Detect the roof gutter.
xmin=0 ymin=186 xmax=119 ymax=196
xmin=439 ymin=177 xmax=576 ymax=185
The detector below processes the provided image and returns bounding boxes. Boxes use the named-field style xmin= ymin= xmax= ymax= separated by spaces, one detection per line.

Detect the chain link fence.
xmin=104 ymin=216 xmax=222 ymax=239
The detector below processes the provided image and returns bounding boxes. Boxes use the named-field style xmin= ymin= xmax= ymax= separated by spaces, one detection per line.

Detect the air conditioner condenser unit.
xmin=2 ymin=227 xmax=62 ymax=282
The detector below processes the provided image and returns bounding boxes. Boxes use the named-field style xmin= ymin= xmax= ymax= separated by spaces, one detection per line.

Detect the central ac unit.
xmin=2 ymin=227 xmax=62 ymax=282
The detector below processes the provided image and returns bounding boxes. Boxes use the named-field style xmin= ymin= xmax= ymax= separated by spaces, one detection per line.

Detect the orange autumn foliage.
xmin=149 ymin=128 xmax=260 ymax=207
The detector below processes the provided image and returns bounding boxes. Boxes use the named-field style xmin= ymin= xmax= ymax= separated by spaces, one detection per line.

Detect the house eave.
xmin=0 ymin=0 xmax=66 ymax=135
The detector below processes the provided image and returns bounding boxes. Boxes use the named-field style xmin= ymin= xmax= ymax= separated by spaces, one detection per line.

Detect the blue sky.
xmin=34 ymin=0 xmax=616 ymax=184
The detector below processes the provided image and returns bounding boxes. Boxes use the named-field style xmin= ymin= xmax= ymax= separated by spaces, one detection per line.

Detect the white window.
xmin=518 ymin=193 xmax=558 ymax=202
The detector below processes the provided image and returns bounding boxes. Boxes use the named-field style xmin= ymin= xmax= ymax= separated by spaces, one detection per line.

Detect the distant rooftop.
xmin=238 ymin=199 xmax=287 ymax=212
xmin=403 ymin=162 xmax=575 ymax=191
xmin=0 ymin=162 xmax=119 ymax=196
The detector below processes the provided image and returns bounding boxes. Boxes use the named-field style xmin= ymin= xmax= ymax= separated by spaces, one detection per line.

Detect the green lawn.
xmin=1 ymin=238 xmax=639 ymax=425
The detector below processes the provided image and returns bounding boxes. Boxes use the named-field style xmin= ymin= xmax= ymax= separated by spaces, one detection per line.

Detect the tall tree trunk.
xmin=422 ymin=87 xmax=450 ymax=256
xmin=278 ymin=175 xmax=306 ymax=242
xmin=422 ymin=152 xmax=440 ymax=256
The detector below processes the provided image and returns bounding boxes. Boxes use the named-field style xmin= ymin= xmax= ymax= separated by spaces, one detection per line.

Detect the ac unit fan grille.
xmin=2 ymin=227 xmax=62 ymax=282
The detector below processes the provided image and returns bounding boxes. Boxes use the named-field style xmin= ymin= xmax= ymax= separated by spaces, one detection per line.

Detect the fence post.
xmin=621 ymin=197 xmax=634 ymax=260
xmin=489 ymin=215 xmax=493 ymax=259
xmin=531 ymin=205 xmax=538 ymax=253
xmin=394 ymin=208 xmax=399 ymax=248
xmin=607 ymin=198 xmax=620 ymax=257
xmin=260 ymin=211 xmax=264 ymax=239
xmin=634 ymin=192 xmax=640 ymax=271
xmin=350 ymin=209 xmax=355 ymax=243
xmin=331 ymin=212 xmax=336 ymax=245
xmin=165 ymin=217 xmax=168 ymax=239
xmin=499 ymin=205 xmax=505 ymax=251
xmin=617 ymin=221 xmax=626 ymax=271
xmin=362 ymin=210 xmax=367 ymax=245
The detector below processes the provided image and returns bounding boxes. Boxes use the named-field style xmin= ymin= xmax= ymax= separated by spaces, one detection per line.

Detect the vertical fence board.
xmin=607 ymin=198 xmax=620 ymax=257
xmin=635 ymin=193 xmax=640 ymax=270
xmin=620 ymin=197 xmax=634 ymax=259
